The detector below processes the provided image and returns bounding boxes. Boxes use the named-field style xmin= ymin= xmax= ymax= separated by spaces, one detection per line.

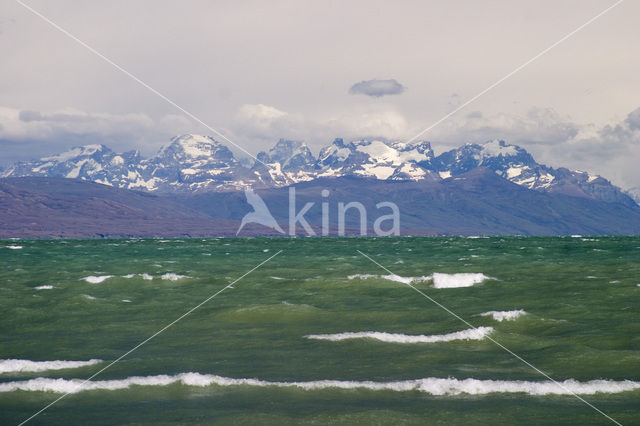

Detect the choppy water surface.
xmin=1 ymin=237 xmax=639 ymax=425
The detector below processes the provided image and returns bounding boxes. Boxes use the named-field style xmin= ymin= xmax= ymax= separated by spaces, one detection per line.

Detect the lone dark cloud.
xmin=349 ymin=79 xmax=405 ymax=97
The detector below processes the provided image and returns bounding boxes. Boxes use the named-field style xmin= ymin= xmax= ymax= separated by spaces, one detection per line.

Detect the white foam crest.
xmin=34 ymin=285 xmax=54 ymax=290
xmin=122 ymin=273 xmax=155 ymax=280
xmin=348 ymin=273 xmax=489 ymax=288
xmin=432 ymin=272 xmax=491 ymax=288
xmin=306 ymin=327 xmax=493 ymax=343
xmin=348 ymin=274 xmax=378 ymax=280
xmin=6 ymin=245 xmax=23 ymax=250
xmin=1 ymin=373 xmax=638 ymax=396
xmin=0 ymin=359 xmax=101 ymax=374
xmin=161 ymin=273 xmax=188 ymax=281
xmin=481 ymin=310 xmax=527 ymax=322
xmin=348 ymin=274 xmax=431 ymax=284
xmin=82 ymin=275 xmax=113 ymax=284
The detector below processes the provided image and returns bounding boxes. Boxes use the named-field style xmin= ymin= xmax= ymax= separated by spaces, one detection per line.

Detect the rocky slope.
xmin=2 ymin=134 xmax=636 ymax=207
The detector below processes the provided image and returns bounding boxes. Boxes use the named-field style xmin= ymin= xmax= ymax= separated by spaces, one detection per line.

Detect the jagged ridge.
xmin=1 ymin=134 xmax=636 ymax=207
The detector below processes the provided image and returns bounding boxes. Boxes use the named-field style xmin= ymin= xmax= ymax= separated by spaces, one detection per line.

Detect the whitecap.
xmin=348 ymin=274 xmax=430 ymax=284
xmin=1 ymin=373 xmax=637 ymax=396
xmin=305 ymin=327 xmax=493 ymax=343
xmin=348 ymin=274 xmax=378 ymax=280
xmin=161 ymin=273 xmax=187 ymax=281
xmin=0 ymin=359 xmax=101 ymax=374
xmin=6 ymin=245 xmax=23 ymax=250
xmin=82 ymin=275 xmax=113 ymax=284
xmin=348 ymin=273 xmax=490 ymax=288
xmin=431 ymin=273 xmax=491 ymax=289
xmin=481 ymin=310 xmax=526 ymax=322
xmin=34 ymin=285 xmax=54 ymax=290
xmin=122 ymin=273 xmax=154 ymax=280
xmin=381 ymin=274 xmax=416 ymax=284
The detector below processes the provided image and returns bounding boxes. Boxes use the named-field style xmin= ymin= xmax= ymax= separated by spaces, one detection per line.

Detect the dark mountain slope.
xmin=174 ymin=169 xmax=640 ymax=236
xmin=0 ymin=177 xmax=238 ymax=238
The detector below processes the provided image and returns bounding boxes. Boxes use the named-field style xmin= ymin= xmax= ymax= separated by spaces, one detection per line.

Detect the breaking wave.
xmin=481 ymin=310 xmax=527 ymax=322
xmin=431 ymin=273 xmax=491 ymax=288
xmin=305 ymin=327 xmax=493 ymax=343
xmin=161 ymin=273 xmax=188 ymax=281
xmin=347 ymin=274 xmax=430 ymax=284
xmin=0 ymin=359 xmax=101 ymax=374
xmin=347 ymin=273 xmax=491 ymax=288
xmin=82 ymin=275 xmax=113 ymax=284
xmin=1 ymin=373 xmax=638 ymax=396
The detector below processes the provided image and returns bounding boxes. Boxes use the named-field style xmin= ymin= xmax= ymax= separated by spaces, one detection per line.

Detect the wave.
xmin=6 ymin=245 xmax=23 ymax=250
xmin=0 ymin=359 xmax=101 ymax=374
xmin=348 ymin=274 xmax=378 ymax=280
xmin=347 ymin=274 xmax=431 ymax=284
xmin=347 ymin=273 xmax=490 ymax=288
xmin=121 ymin=273 xmax=156 ymax=280
xmin=305 ymin=327 xmax=493 ymax=343
xmin=431 ymin=273 xmax=491 ymax=288
xmin=481 ymin=310 xmax=526 ymax=322
xmin=82 ymin=275 xmax=113 ymax=284
xmin=84 ymin=273 xmax=186 ymax=283
xmin=1 ymin=372 xmax=637 ymax=396
xmin=34 ymin=285 xmax=54 ymax=290
xmin=161 ymin=273 xmax=188 ymax=281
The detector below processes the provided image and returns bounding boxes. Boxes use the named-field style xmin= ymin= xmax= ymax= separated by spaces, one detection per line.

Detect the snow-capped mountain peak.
xmin=156 ymin=134 xmax=234 ymax=162
xmin=40 ymin=144 xmax=109 ymax=162
xmin=2 ymin=135 xmax=635 ymax=207
xmin=256 ymin=139 xmax=315 ymax=171
xmin=317 ymin=138 xmax=434 ymax=181
xmin=477 ymin=139 xmax=519 ymax=158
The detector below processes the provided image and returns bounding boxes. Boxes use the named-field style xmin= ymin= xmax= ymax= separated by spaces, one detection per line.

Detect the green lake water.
xmin=0 ymin=237 xmax=638 ymax=425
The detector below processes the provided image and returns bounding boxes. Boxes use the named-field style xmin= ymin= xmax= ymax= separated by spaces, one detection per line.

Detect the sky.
xmin=1 ymin=0 xmax=639 ymax=189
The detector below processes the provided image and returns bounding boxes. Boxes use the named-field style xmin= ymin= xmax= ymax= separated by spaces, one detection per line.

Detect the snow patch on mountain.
xmin=2 ymin=135 xmax=635 ymax=206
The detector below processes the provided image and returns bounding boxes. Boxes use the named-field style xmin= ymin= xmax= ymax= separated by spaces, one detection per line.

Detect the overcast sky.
xmin=1 ymin=0 xmax=638 ymax=188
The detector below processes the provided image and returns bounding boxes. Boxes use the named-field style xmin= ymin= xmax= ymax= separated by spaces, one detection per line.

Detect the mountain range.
xmin=1 ymin=134 xmax=637 ymax=208
xmin=2 ymin=134 xmax=639 ymax=238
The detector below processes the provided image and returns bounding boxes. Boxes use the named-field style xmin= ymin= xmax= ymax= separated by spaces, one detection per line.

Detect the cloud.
xmin=233 ymin=103 xmax=409 ymax=151
xmin=545 ymin=107 xmax=640 ymax=189
xmin=420 ymin=105 xmax=640 ymax=189
xmin=348 ymin=79 xmax=406 ymax=97
xmin=429 ymin=108 xmax=580 ymax=147
xmin=0 ymin=106 xmax=193 ymax=164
